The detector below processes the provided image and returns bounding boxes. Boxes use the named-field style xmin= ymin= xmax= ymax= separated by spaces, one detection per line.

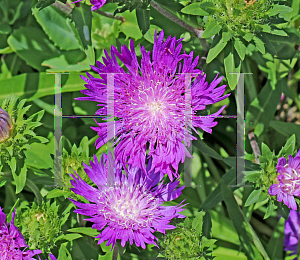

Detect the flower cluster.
xmin=69 ymin=152 xmax=186 ymax=249
xmin=284 ymin=209 xmax=300 ymax=259
xmin=0 ymin=207 xmax=42 ymax=260
xmin=69 ymin=29 xmax=228 ymax=251
xmin=269 ymin=150 xmax=300 ymax=210
xmin=76 ymin=29 xmax=229 ymax=180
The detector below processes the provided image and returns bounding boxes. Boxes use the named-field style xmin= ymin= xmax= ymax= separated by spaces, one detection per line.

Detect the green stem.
xmin=112 ymin=243 xmax=119 ymax=260
xmin=25 ymin=179 xmax=43 ymax=205
xmin=150 ymin=1 xmax=204 ymax=40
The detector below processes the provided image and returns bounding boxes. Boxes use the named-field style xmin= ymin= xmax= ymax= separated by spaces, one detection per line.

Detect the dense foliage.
xmin=0 ymin=0 xmax=300 ymax=259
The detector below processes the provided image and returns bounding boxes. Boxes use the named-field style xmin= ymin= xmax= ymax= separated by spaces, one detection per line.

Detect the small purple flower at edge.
xmin=68 ymin=151 xmax=186 ymax=250
xmin=0 ymin=207 xmax=42 ymax=260
xmin=72 ymin=0 xmax=106 ymax=11
xmin=76 ymin=29 xmax=230 ymax=181
xmin=0 ymin=107 xmax=13 ymax=143
xmin=284 ymin=209 xmax=300 ymax=259
xmin=269 ymin=149 xmax=300 ymax=210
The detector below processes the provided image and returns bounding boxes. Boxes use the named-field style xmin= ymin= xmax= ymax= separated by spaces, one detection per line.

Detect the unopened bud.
xmin=0 ymin=107 xmax=13 ymax=143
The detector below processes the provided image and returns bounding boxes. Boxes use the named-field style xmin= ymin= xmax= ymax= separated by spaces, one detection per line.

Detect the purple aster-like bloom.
xmin=69 ymin=152 xmax=186 ymax=249
xmin=269 ymin=150 xmax=300 ymax=210
xmin=76 ymin=30 xmax=229 ymax=180
xmin=72 ymin=0 xmax=106 ymax=11
xmin=284 ymin=209 xmax=300 ymax=259
xmin=0 ymin=207 xmax=42 ymax=260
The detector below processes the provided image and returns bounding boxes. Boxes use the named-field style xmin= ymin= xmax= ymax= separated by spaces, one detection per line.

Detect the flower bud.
xmin=0 ymin=107 xmax=13 ymax=143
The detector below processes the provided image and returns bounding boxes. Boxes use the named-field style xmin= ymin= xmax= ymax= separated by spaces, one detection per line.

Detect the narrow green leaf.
xmin=244 ymin=190 xmax=268 ymax=207
xmin=136 ymin=9 xmax=150 ymax=35
xmin=71 ymin=3 xmax=95 ymax=64
xmin=202 ymin=20 xmax=221 ymax=39
xmin=192 ymin=138 xmax=223 ymax=160
xmin=266 ymin=217 xmax=284 ymax=259
xmin=207 ymin=32 xmax=232 ymax=63
xmin=67 ymin=227 xmax=99 ymax=237
xmin=221 ymin=181 xmax=269 ymax=260
xmin=181 ymin=3 xmax=209 ymax=15
xmin=234 ymin=37 xmax=246 ymax=60
xmin=245 ymin=80 xmax=282 ymax=136
xmin=224 ymin=40 xmax=242 ymax=90
xmin=253 ymin=36 xmax=265 ymax=54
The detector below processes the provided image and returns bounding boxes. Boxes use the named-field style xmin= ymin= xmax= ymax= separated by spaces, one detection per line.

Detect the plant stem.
xmin=25 ymin=179 xmax=43 ymax=205
xmin=94 ymin=10 xmax=125 ymax=22
xmin=112 ymin=243 xmax=119 ymax=260
xmin=53 ymin=1 xmax=72 ymax=15
xmin=150 ymin=1 xmax=204 ymax=39
xmin=248 ymin=131 xmax=261 ymax=164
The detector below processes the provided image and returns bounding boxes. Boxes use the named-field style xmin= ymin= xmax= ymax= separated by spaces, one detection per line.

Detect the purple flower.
xmin=0 ymin=207 xmax=42 ymax=260
xmin=284 ymin=209 xmax=300 ymax=259
xmin=269 ymin=150 xmax=300 ymax=210
xmin=76 ymin=30 xmax=229 ymax=180
xmin=0 ymin=107 xmax=13 ymax=143
xmin=72 ymin=0 xmax=106 ymax=11
xmin=69 ymin=152 xmax=186 ymax=249
xmin=47 ymin=253 xmax=57 ymax=260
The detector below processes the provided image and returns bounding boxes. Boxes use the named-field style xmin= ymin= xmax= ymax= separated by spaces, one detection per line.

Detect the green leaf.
xmin=67 ymin=227 xmax=99 ymax=237
xmin=202 ymin=20 xmax=221 ymax=39
xmin=253 ymin=36 xmax=265 ymax=54
xmin=270 ymin=29 xmax=288 ymax=36
xmin=31 ymin=0 xmax=55 ymax=14
xmin=276 ymin=201 xmax=290 ymax=219
xmin=13 ymin=162 xmax=27 ymax=194
xmin=261 ymin=143 xmax=273 ymax=160
xmin=202 ymin=211 xmax=212 ymax=239
xmin=192 ymin=138 xmax=223 ymax=160
xmin=199 ymin=169 xmax=238 ymax=211
xmin=24 ymin=143 xmax=53 ymax=169
xmin=136 ymin=9 xmax=150 ymax=35
xmin=71 ymin=3 xmax=95 ymax=64
xmin=270 ymin=121 xmax=300 ymax=145
xmin=264 ymin=201 xmax=277 ymax=219
xmin=200 ymin=2 xmax=218 ymax=15
xmin=259 ymin=33 xmax=277 ymax=55
xmin=245 ymin=81 xmax=282 ymax=136
xmin=7 ymin=26 xmax=60 ymax=71
xmin=243 ymin=32 xmax=253 ymax=42
xmin=47 ymin=189 xmax=67 ymax=199
xmin=192 ymin=211 xmax=204 ymax=235
xmin=119 ymin=10 xmax=143 ymax=40
xmin=58 ymin=244 xmax=72 ymax=260
xmin=207 ymin=32 xmax=232 ymax=63
xmin=221 ymin=181 xmax=269 ymax=260
xmin=181 ymin=3 xmax=209 ymax=15
xmin=224 ymin=40 xmax=242 ymax=90
xmin=244 ymin=190 xmax=268 ymax=207
xmin=34 ymin=5 xmax=81 ymax=51
xmin=266 ymin=217 xmax=284 ymax=259
xmin=266 ymin=4 xmax=293 ymax=17
xmin=234 ymin=37 xmax=246 ymax=60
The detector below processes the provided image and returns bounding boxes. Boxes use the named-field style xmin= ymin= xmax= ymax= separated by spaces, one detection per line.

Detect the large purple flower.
xmin=269 ymin=150 xmax=300 ymax=210
xmin=69 ymin=152 xmax=186 ymax=249
xmin=76 ymin=30 xmax=229 ymax=180
xmin=284 ymin=209 xmax=300 ymax=259
xmin=0 ymin=207 xmax=42 ymax=260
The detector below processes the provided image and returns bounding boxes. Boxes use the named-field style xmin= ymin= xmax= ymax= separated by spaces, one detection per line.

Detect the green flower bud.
xmin=15 ymin=201 xmax=69 ymax=255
